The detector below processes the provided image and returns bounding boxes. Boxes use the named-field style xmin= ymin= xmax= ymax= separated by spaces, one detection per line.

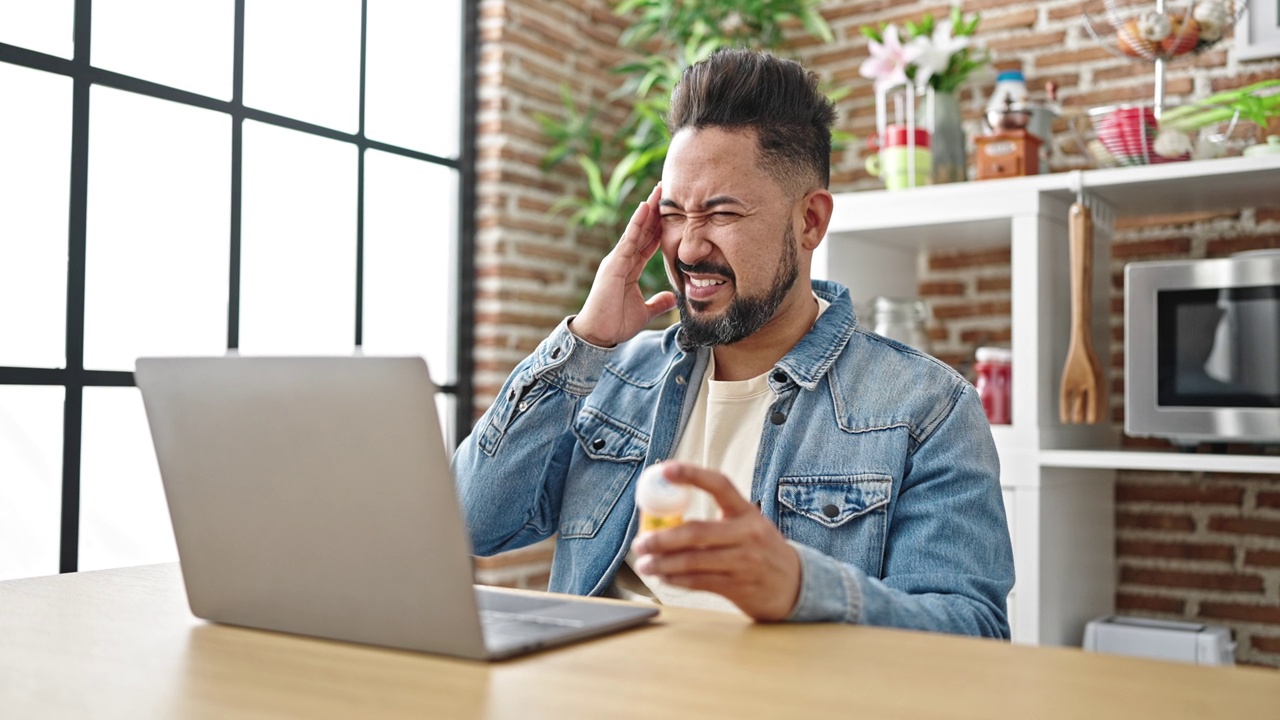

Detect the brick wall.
xmin=472 ymin=0 xmax=1280 ymax=664
xmin=471 ymin=0 xmax=631 ymax=590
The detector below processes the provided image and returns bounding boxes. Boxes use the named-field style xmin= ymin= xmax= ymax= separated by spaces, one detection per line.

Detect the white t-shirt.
xmin=616 ymin=295 xmax=831 ymax=613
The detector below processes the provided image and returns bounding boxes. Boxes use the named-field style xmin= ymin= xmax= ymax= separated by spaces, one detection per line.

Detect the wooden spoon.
xmin=1059 ymin=201 xmax=1106 ymax=424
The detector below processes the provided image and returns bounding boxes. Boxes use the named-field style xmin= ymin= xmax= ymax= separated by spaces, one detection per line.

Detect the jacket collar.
xmin=664 ymin=279 xmax=858 ymax=391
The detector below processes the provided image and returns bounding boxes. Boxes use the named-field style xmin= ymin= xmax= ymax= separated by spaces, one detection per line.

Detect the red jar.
xmin=974 ymin=347 xmax=1012 ymax=424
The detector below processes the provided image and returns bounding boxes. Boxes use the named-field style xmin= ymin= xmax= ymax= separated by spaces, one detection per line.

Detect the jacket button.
xmin=551 ymin=347 xmax=561 ymax=359
xmin=822 ymin=504 xmax=839 ymax=519
xmin=675 ymin=375 xmax=686 ymax=385
xmin=770 ymin=411 xmax=786 ymax=425
xmin=772 ymin=371 xmax=787 ymax=383
xmin=592 ymin=438 xmax=605 ymax=450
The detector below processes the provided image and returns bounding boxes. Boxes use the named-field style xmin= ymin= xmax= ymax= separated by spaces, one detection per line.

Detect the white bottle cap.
xmin=975 ymin=346 xmax=1013 ymax=363
xmin=636 ymin=465 xmax=690 ymax=516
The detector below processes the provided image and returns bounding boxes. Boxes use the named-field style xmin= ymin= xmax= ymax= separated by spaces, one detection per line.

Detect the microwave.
xmin=1125 ymin=251 xmax=1280 ymax=446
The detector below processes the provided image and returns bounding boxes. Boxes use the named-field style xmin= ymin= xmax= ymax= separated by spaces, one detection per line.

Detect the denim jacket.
xmin=453 ymin=279 xmax=1014 ymax=638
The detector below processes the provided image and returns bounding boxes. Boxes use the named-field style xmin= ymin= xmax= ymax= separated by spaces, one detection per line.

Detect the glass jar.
xmin=872 ymin=296 xmax=931 ymax=352
xmin=974 ymin=346 xmax=1013 ymax=424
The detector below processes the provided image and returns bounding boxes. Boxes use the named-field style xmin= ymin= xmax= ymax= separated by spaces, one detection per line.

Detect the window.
xmin=0 ymin=0 xmax=475 ymax=581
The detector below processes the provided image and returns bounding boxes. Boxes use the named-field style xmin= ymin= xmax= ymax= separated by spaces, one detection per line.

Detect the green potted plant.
xmin=1159 ymin=79 xmax=1280 ymax=158
xmin=536 ymin=0 xmax=837 ymax=298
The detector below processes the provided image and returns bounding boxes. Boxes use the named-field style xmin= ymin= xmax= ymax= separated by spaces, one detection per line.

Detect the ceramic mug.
xmin=866 ymin=126 xmax=932 ymax=190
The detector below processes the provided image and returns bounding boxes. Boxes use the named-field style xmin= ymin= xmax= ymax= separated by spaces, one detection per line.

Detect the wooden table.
xmin=0 ymin=564 xmax=1276 ymax=718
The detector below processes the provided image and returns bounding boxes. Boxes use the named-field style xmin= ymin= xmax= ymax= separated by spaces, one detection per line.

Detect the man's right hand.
xmin=569 ymin=184 xmax=676 ymax=348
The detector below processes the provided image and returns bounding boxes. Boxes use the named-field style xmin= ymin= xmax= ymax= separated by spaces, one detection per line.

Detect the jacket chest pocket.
xmin=777 ymin=474 xmax=892 ymax=577
xmin=559 ymin=408 xmax=649 ymax=539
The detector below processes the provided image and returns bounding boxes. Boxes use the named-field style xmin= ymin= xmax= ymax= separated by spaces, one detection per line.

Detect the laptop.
xmin=134 ymin=355 xmax=657 ymax=661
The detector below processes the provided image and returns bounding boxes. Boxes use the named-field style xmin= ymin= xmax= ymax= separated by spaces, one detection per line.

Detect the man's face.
xmin=658 ymin=127 xmax=801 ymax=347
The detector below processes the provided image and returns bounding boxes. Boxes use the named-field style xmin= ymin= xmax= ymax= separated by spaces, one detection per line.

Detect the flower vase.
xmin=924 ymin=89 xmax=967 ymax=184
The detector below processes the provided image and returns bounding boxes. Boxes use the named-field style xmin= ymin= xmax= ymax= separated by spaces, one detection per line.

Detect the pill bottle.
xmin=636 ymin=465 xmax=690 ymax=532
xmin=974 ymin=347 xmax=1013 ymax=424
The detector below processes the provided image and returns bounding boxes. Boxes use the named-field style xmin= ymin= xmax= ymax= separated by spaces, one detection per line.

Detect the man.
xmin=453 ymin=49 xmax=1014 ymax=637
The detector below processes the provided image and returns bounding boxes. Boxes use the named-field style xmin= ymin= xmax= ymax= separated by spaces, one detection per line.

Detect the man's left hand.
xmin=630 ymin=461 xmax=801 ymax=621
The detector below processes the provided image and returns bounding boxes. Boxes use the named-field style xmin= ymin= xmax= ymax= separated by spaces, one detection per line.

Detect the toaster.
xmin=1083 ymin=615 xmax=1235 ymax=666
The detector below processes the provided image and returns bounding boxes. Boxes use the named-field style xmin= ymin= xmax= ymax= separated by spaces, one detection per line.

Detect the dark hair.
xmin=668 ymin=48 xmax=836 ymax=193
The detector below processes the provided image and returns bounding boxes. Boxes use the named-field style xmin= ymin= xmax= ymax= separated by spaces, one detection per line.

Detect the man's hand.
xmin=631 ymin=462 xmax=802 ymax=622
xmin=569 ymin=185 xmax=676 ymax=348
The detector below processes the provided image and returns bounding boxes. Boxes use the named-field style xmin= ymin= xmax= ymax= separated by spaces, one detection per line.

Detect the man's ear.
xmin=796 ymin=189 xmax=834 ymax=252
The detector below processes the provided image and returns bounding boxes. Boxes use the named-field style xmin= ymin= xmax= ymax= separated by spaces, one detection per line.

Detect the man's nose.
xmin=677 ymin=220 xmax=713 ymax=265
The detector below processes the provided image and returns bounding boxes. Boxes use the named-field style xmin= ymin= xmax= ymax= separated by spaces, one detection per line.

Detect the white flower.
xmin=859 ymin=25 xmax=924 ymax=93
xmin=910 ymin=19 xmax=969 ymax=90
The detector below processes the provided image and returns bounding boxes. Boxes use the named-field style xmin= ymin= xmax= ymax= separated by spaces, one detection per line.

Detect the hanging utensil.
xmin=1059 ymin=201 xmax=1106 ymax=424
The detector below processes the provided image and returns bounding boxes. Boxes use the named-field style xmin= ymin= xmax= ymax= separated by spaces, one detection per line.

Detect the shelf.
xmin=826 ymin=154 xmax=1280 ymax=247
xmin=1040 ymin=448 xmax=1280 ymax=474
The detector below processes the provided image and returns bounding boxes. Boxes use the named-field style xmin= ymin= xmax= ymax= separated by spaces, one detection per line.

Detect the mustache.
xmin=676 ymin=260 xmax=735 ymax=282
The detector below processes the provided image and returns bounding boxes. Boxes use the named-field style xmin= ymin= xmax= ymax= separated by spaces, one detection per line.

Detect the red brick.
xmin=1208 ymin=517 xmax=1280 ymax=537
xmin=959 ymin=327 xmax=1012 ymax=344
xmin=1205 ymin=235 xmax=1280 ymax=258
xmin=1252 ymin=636 xmax=1280 ymax=654
xmin=1113 ymin=210 xmax=1239 ymax=229
xmin=1116 ymin=484 xmax=1243 ymax=505
xmin=1120 ymin=567 xmax=1264 ymax=593
xmin=986 ymin=30 xmax=1066 ymax=54
xmin=919 ymin=280 xmax=967 ymax=296
xmin=976 ymin=276 xmax=1012 ymax=292
xmin=1211 ymin=70 xmax=1280 ymax=93
xmin=1116 ymin=512 xmax=1195 ymax=532
xmin=1258 ymin=492 xmax=1280 ymax=510
xmin=1245 ymin=550 xmax=1280 ymax=568
xmin=1110 ymin=236 xmax=1192 ymax=259
xmin=927 ymin=247 xmax=1012 ymax=270
xmin=982 ymin=7 xmax=1038 ymax=31
xmin=1036 ymin=46 xmax=1116 ymax=68
xmin=1199 ymin=602 xmax=1280 ymax=625
xmin=1117 ymin=540 xmax=1235 ymax=562
xmin=475 ymin=264 xmax=567 ymax=285
xmin=1047 ymin=2 xmax=1086 ymax=21
xmin=930 ymin=300 xmax=1013 ymax=320
xmin=1258 ymin=208 xmax=1280 ymax=224
xmin=1116 ymin=593 xmax=1186 ymax=614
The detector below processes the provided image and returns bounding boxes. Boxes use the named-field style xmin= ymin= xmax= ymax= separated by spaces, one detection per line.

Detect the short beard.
xmin=676 ymin=226 xmax=799 ymax=348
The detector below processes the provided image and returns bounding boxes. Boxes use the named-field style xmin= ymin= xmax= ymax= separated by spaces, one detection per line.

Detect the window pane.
xmin=0 ymin=1 xmax=74 ymax=58
xmin=240 ymin=121 xmax=357 ymax=354
xmin=0 ymin=386 xmax=64 ymax=581
xmin=0 ymin=64 xmax=72 ymax=368
xmin=365 ymin=0 xmax=461 ymax=157
xmin=78 ymin=387 xmax=178 ymax=572
xmin=243 ymin=0 xmax=360 ymax=132
xmin=361 ymin=151 xmax=457 ymax=383
xmin=83 ymin=86 xmax=231 ymax=371
xmin=91 ymin=0 xmax=234 ymax=100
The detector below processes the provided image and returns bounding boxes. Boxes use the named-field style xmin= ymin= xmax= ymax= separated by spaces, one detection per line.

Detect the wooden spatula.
xmin=1059 ymin=201 xmax=1106 ymax=424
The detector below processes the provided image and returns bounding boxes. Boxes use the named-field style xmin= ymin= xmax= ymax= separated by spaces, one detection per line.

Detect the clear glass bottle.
xmin=872 ymin=296 xmax=931 ymax=353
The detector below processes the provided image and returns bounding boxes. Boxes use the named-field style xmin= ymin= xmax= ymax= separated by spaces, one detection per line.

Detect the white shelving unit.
xmin=814 ymin=154 xmax=1280 ymax=647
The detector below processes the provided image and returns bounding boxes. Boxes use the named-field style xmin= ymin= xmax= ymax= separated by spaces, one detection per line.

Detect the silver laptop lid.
xmin=135 ymin=356 xmax=487 ymax=658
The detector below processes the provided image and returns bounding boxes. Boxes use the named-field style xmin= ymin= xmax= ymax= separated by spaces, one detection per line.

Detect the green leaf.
xmin=577 ymin=155 xmax=606 ymax=204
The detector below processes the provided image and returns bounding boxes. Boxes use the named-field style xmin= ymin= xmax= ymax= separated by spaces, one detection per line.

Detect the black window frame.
xmin=0 ymin=0 xmax=477 ymax=574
